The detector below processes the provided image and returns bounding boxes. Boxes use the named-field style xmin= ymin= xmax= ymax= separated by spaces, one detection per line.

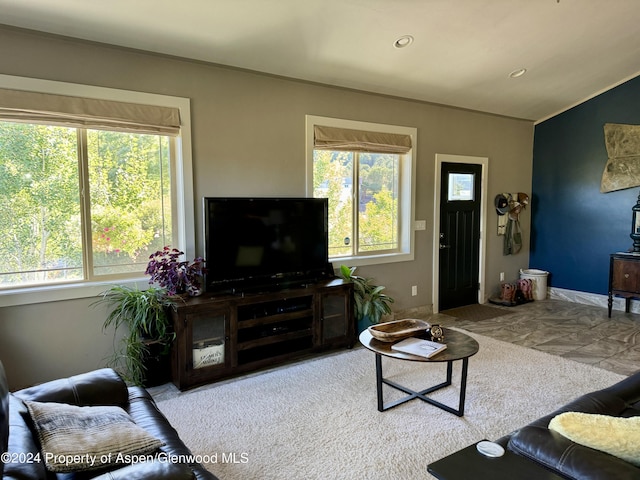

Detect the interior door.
xmin=438 ymin=162 xmax=482 ymax=311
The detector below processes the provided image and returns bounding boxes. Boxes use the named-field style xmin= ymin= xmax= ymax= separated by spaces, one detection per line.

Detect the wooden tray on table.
xmin=367 ymin=318 xmax=431 ymax=343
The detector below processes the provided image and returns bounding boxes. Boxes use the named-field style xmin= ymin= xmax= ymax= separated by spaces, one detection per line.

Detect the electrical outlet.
xmin=500 ymin=272 xmax=505 ymax=281
xmin=411 ymin=285 xmax=418 ymax=296
xmin=414 ymin=220 xmax=426 ymax=231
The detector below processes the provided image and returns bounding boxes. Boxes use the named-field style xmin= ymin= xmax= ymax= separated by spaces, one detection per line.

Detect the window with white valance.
xmin=0 ymin=76 xmax=193 ymax=305
xmin=306 ymin=115 xmax=417 ymax=266
xmin=0 ymin=87 xmax=181 ymax=135
xmin=313 ymin=125 xmax=412 ymax=154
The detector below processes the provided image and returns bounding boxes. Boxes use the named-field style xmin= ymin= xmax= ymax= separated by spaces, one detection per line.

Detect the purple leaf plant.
xmin=145 ymin=246 xmax=206 ymax=296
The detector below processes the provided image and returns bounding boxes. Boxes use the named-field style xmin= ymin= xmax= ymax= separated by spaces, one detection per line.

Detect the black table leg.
xmin=457 ymin=358 xmax=469 ymax=416
xmin=374 ymin=353 xmax=470 ymax=416
xmin=375 ymin=353 xmax=384 ymax=411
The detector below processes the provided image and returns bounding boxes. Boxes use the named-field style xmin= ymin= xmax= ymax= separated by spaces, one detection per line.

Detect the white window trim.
xmin=0 ymin=74 xmax=194 ymax=307
xmin=305 ymin=115 xmax=416 ymax=267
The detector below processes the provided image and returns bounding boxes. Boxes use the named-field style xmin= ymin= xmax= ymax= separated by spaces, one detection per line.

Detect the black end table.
xmin=428 ymin=441 xmax=566 ymax=480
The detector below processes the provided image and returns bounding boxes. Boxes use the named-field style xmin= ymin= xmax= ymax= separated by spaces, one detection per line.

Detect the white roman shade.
xmin=314 ymin=125 xmax=412 ymax=154
xmin=0 ymin=88 xmax=181 ymax=135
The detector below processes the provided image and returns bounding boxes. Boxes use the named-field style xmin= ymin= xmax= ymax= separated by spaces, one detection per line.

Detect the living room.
xmin=0 ymin=19 xmax=538 ymax=389
xmin=1 ymin=1 xmax=640 ymax=478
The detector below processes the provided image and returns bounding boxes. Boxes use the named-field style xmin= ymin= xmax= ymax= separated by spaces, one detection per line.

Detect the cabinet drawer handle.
xmin=625 ymin=273 xmax=630 ymax=279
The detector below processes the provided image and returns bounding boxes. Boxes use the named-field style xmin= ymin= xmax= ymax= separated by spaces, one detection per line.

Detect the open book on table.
xmin=391 ymin=337 xmax=447 ymax=358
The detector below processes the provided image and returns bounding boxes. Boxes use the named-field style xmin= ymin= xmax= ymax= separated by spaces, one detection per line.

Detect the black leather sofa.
xmin=497 ymin=370 xmax=640 ymax=479
xmin=1 ymin=361 xmax=218 ymax=480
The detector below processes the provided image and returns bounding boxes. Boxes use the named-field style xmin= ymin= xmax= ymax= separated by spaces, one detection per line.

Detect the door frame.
xmin=432 ymin=154 xmax=489 ymax=313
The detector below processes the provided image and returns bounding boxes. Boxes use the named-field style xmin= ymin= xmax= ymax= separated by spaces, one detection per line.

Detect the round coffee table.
xmin=359 ymin=328 xmax=479 ymax=416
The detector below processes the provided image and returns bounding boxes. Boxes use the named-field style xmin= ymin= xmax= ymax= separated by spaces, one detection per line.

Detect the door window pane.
xmin=448 ymin=173 xmax=474 ymax=201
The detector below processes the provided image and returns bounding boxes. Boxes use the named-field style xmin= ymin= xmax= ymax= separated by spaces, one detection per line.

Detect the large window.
xmin=0 ymin=75 xmax=193 ymax=304
xmin=0 ymin=124 xmax=174 ymax=288
xmin=313 ymin=150 xmax=399 ymax=256
xmin=306 ymin=116 xmax=416 ymax=265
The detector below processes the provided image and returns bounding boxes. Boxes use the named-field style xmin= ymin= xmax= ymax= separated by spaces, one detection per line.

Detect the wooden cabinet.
xmin=170 ymin=279 xmax=354 ymax=390
xmin=608 ymin=253 xmax=640 ymax=317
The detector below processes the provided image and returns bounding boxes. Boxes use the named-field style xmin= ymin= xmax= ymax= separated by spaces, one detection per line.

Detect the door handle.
xmin=439 ymin=244 xmax=450 ymax=249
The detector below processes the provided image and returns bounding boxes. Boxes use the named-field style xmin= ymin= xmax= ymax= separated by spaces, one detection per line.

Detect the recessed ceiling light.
xmin=509 ymin=68 xmax=527 ymax=78
xmin=394 ymin=35 xmax=414 ymax=49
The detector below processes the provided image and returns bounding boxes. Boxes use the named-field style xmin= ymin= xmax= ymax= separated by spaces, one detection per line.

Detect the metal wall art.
xmin=601 ymin=123 xmax=640 ymax=193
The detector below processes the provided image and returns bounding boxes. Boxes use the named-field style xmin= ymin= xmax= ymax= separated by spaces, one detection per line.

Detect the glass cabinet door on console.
xmin=171 ymin=304 xmax=230 ymax=390
xmin=319 ymin=285 xmax=353 ymax=348
xmin=190 ymin=310 xmax=228 ymax=370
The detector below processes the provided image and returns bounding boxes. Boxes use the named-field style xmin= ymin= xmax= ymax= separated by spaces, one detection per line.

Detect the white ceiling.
xmin=2 ymin=0 xmax=640 ymax=122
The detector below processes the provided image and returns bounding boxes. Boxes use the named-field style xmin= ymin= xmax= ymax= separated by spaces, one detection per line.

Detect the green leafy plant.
xmin=93 ymin=285 xmax=177 ymax=386
xmin=340 ymin=265 xmax=394 ymax=324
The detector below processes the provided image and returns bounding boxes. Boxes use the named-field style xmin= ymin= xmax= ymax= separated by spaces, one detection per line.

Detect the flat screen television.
xmin=203 ymin=197 xmax=332 ymax=293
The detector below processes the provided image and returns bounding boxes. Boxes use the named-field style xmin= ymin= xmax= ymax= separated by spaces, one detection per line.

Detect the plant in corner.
xmin=94 ymin=285 xmax=177 ymax=386
xmin=340 ymin=265 xmax=394 ymax=333
xmin=95 ymin=247 xmax=205 ymax=386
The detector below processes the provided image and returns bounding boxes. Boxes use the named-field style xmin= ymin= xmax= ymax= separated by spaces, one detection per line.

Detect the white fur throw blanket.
xmin=549 ymin=412 xmax=640 ymax=466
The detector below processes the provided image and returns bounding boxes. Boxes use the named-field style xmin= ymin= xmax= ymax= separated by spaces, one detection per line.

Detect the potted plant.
xmin=145 ymin=247 xmax=206 ymax=296
xmin=94 ymin=285 xmax=177 ymax=386
xmin=340 ymin=265 xmax=394 ymax=333
xmin=95 ymin=247 xmax=205 ymax=386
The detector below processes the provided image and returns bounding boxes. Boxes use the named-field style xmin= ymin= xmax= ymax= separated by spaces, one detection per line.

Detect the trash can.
xmin=519 ymin=269 xmax=549 ymax=300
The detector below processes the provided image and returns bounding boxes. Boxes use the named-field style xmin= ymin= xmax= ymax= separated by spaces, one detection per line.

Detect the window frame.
xmin=0 ymin=74 xmax=194 ymax=307
xmin=305 ymin=115 xmax=416 ymax=267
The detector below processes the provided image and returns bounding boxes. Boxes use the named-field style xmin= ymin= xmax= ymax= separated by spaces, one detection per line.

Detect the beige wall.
xmin=0 ymin=26 xmax=534 ymax=389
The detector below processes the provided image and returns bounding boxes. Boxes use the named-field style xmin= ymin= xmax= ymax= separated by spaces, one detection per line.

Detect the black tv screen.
xmin=204 ymin=197 xmax=330 ymax=292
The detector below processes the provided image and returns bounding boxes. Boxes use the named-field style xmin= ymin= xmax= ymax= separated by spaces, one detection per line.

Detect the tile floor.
xmin=431 ymin=299 xmax=640 ymax=376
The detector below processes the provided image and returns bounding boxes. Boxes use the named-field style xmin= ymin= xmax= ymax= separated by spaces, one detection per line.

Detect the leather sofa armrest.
xmin=124 ymin=387 xmax=218 ymax=480
xmin=599 ymin=369 xmax=640 ymax=405
xmin=12 ymin=368 xmax=128 ymax=407
xmin=508 ymin=426 xmax=640 ymax=480
xmin=4 ymin=396 xmax=48 ymax=480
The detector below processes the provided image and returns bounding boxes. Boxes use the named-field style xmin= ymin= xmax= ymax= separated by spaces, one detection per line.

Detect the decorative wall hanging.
xmin=496 ymin=192 xmax=529 ymax=255
xmin=601 ymin=123 xmax=640 ymax=193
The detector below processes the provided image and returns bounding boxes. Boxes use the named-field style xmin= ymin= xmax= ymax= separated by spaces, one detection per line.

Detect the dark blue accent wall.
xmin=531 ymin=75 xmax=640 ymax=295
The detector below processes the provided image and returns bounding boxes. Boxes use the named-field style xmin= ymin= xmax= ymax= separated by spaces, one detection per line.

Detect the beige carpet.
xmin=157 ymin=331 xmax=625 ymax=480
xmin=440 ymin=304 xmax=509 ymax=321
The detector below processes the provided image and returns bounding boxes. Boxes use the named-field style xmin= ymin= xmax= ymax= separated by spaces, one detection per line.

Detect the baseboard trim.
xmin=388 ymin=304 xmax=433 ymax=321
xmin=549 ymin=287 xmax=640 ymax=314
xmin=389 ymin=289 xmax=638 ymax=320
